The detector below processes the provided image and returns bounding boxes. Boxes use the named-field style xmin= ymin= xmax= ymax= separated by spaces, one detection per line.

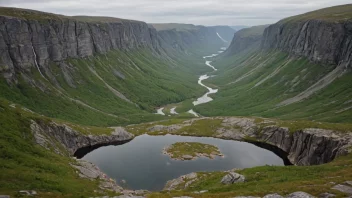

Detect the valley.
xmin=0 ymin=3 xmax=352 ymax=198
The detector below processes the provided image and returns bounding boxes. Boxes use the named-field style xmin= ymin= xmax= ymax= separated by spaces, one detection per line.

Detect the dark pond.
xmin=81 ymin=134 xmax=284 ymax=191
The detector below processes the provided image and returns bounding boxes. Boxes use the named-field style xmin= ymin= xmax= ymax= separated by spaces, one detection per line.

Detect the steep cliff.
xmin=0 ymin=8 xmax=209 ymax=126
xmin=30 ymin=120 xmax=134 ymax=156
xmin=0 ymin=8 xmax=162 ymax=83
xmin=261 ymin=5 xmax=352 ymax=68
xmin=152 ymin=23 xmax=227 ymax=55
xmin=224 ymin=24 xmax=269 ymax=55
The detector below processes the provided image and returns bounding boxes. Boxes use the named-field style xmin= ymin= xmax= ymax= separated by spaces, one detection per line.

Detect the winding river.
xmin=81 ymin=47 xmax=286 ymax=191
xmin=156 ymin=48 xmax=225 ymax=115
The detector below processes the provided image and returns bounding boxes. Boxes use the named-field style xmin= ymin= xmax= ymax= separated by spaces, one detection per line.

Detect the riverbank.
xmin=155 ymin=47 xmax=225 ymax=117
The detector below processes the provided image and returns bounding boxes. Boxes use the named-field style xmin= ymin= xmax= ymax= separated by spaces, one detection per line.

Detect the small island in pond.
xmin=163 ymin=142 xmax=224 ymax=161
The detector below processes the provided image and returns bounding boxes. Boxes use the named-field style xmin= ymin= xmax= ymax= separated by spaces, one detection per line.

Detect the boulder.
xmin=221 ymin=172 xmax=245 ymax=184
xmin=263 ymin=193 xmax=284 ymax=198
xmin=332 ymin=184 xmax=352 ymax=195
xmin=286 ymin=192 xmax=315 ymax=198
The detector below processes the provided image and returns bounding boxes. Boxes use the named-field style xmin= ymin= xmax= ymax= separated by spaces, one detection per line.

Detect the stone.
xmin=332 ymin=184 xmax=352 ymax=195
xmin=19 ymin=190 xmax=37 ymax=196
xmin=233 ymin=197 xmax=260 ymax=198
xmin=221 ymin=172 xmax=245 ymax=184
xmin=0 ymin=14 xmax=164 ymax=83
xmin=173 ymin=197 xmax=193 ymax=198
xmin=182 ymin=155 xmax=194 ymax=160
xmin=344 ymin=181 xmax=352 ymax=186
xmin=193 ymin=190 xmax=208 ymax=194
xmin=30 ymin=120 xmax=134 ymax=156
xmin=261 ymin=20 xmax=352 ymax=68
xmin=286 ymin=191 xmax=315 ymax=198
xmin=0 ymin=196 xmax=10 ymax=198
xmin=319 ymin=193 xmax=336 ymax=198
xmin=164 ymin=172 xmax=198 ymax=190
xmin=263 ymin=193 xmax=284 ymax=198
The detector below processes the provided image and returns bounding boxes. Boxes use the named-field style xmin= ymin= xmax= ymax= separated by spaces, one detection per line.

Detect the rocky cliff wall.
xmin=258 ymin=126 xmax=351 ymax=166
xmin=30 ymin=120 xmax=134 ymax=156
xmin=157 ymin=26 xmax=224 ymax=54
xmin=224 ymin=25 xmax=268 ymax=56
xmin=216 ymin=117 xmax=352 ymax=166
xmin=261 ymin=20 xmax=352 ymax=68
xmin=0 ymin=15 xmax=161 ymax=82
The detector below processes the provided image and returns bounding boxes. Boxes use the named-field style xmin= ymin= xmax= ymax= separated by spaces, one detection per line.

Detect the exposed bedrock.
xmin=0 ymin=15 xmax=161 ymax=82
xmin=216 ymin=117 xmax=352 ymax=166
xmin=261 ymin=20 xmax=352 ymax=68
xmin=30 ymin=120 xmax=134 ymax=157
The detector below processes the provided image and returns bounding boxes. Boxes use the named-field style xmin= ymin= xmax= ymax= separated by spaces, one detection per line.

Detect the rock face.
xmin=213 ymin=117 xmax=352 ymax=166
xmin=30 ymin=120 xmax=134 ymax=156
xmin=0 ymin=13 xmax=161 ymax=82
xmin=261 ymin=19 xmax=352 ymax=68
xmin=224 ymin=25 xmax=269 ymax=55
xmin=156 ymin=25 xmax=224 ymax=54
xmin=164 ymin=172 xmax=198 ymax=191
xmin=258 ymin=126 xmax=351 ymax=165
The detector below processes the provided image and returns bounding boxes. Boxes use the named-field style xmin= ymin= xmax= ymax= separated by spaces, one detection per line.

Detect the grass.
xmin=195 ymin=49 xmax=352 ymax=123
xmin=164 ymin=142 xmax=222 ymax=160
xmin=280 ymin=4 xmax=352 ymax=23
xmin=0 ymin=49 xmax=209 ymax=126
xmin=234 ymin=24 xmax=269 ymax=38
xmin=151 ymin=23 xmax=199 ymax=31
xmin=149 ymin=153 xmax=352 ymax=197
xmin=0 ymin=6 xmax=137 ymax=23
xmin=0 ymin=99 xmax=121 ymax=198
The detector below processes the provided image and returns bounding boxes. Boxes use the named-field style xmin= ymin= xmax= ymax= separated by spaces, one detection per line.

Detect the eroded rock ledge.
xmin=30 ymin=119 xmax=137 ymax=195
xmin=144 ymin=117 xmax=352 ymax=166
xmin=30 ymin=120 xmax=134 ymax=156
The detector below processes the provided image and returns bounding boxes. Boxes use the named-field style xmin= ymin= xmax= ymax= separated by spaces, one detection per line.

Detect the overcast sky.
xmin=0 ymin=0 xmax=350 ymax=26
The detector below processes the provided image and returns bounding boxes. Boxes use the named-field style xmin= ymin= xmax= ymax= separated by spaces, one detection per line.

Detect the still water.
xmin=82 ymin=134 xmax=284 ymax=191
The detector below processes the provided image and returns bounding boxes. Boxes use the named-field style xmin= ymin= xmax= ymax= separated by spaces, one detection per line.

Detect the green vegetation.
xmin=150 ymin=154 xmax=352 ymax=197
xmin=280 ymin=4 xmax=352 ymax=23
xmin=0 ymin=7 xmax=136 ymax=23
xmin=151 ymin=23 xmax=199 ymax=31
xmin=233 ymin=24 xmax=269 ymax=38
xmin=0 ymin=49 xmax=210 ymax=126
xmin=164 ymin=142 xmax=223 ymax=160
xmin=0 ymin=99 xmax=120 ymax=198
xmin=196 ymin=49 xmax=352 ymax=123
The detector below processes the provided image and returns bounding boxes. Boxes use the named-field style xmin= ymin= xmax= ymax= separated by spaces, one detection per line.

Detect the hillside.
xmin=1 ymin=4 xmax=352 ymax=198
xmin=196 ymin=4 xmax=352 ymax=123
xmin=223 ymin=24 xmax=269 ymax=56
xmin=0 ymin=7 xmax=228 ymax=126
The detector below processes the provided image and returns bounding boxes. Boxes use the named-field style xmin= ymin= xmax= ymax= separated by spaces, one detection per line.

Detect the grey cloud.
xmin=0 ymin=0 xmax=351 ymax=26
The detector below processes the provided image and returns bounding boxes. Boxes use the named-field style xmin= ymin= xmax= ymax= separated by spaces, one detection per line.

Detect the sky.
xmin=0 ymin=0 xmax=350 ymax=26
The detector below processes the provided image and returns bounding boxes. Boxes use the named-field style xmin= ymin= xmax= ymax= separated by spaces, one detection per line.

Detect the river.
xmin=156 ymin=48 xmax=225 ymax=115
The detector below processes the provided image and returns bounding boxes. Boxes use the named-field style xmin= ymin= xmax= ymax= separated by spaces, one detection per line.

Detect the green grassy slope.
xmin=280 ymin=4 xmax=352 ymax=23
xmin=196 ymin=49 xmax=352 ymax=123
xmin=0 ymin=49 xmax=212 ymax=126
xmin=0 ymin=99 xmax=120 ymax=198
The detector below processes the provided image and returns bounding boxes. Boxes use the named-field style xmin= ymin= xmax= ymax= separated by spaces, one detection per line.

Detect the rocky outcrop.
xmin=30 ymin=120 xmax=134 ymax=156
xmin=153 ymin=117 xmax=352 ymax=166
xmin=0 ymin=12 xmax=162 ymax=82
xmin=261 ymin=19 xmax=352 ymax=68
xmin=258 ymin=126 xmax=351 ymax=165
xmin=221 ymin=172 xmax=245 ymax=184
xmin=155 ymin=25 xmax=224 ymax=55
xmin=164 ymin=172 xmax=198 ymax=191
